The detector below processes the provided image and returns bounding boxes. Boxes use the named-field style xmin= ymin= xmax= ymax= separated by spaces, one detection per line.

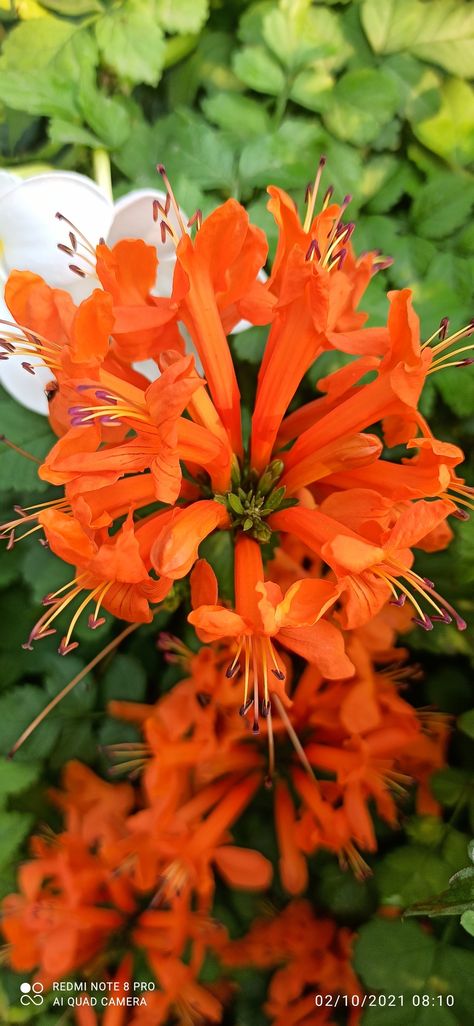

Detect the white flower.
xmin=0 ymin=171 xmax=183 ymax=413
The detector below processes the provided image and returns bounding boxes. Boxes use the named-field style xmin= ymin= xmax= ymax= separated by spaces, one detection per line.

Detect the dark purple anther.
xmin=306 ymin=239 xmax=321 ymax=262
xmin=390 ymin=594 xmax=406 ymax=607
xmin=423 ymin=578 xmax=435 ymax=589
xmin=431 ymin=610 xmax=452 ymax=625
xmin=412 ymin=614 xmax=433 ymax=631
xmin=438 ymin=317 xmax=449 ymax=340
xmin=271 ymin=668 xmax=285 ymax=680
xmin=226 ymin=662 xmax=240 ymax=678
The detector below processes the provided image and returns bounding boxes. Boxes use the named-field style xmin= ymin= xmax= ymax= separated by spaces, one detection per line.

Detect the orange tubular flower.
xmin=189 ymin=535 xmax=353 ymax=735
xmin=270 ymin=497 xmax=466 ymax=632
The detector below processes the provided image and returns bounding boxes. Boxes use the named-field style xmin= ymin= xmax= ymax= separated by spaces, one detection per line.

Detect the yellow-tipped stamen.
xmin=252 ymin=641 xmax=259 ymax=732
xmin=266 ymin=707 xmax=275 ymax=785
xmin=260 ymin=638 xmax=270 ymax=708
xmin=373 ymin=569 xmax=426 ymax=621
xmin=226 ymin=638 xmax=243 ymax=677
xmin=91 ymin=581 xmax=112 ymax=623
xmin=443 ymin=491 xmax=474 ymax=511
xmin=303 ymin=157 xmax=326 ymax=233
xmin=61 ymin=584 xmax=104 ymax=649
xmin=43 ymin=573 xmax=88 ymax=604
xmin=242 ymin=637 xmax=250 ymax=709
xmin=36 ymin=586 xmax=83 ymax=636
xmin=8 ymin=621 xmax=139 ymax=757
xmin=265 ymin=637 xmax=284 ymax=678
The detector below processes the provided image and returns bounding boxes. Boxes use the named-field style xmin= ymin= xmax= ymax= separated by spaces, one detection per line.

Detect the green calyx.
xmin=215 ymin=457 xmax=297 ymax=543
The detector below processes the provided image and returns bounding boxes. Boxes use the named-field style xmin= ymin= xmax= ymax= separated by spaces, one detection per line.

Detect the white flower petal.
xmin=0 ymin=294 xmax=51 ymax=414
xmin=0 ymin=170 xmax=20 ymax=201
xmin=109 ymin=188 xmax=188 ymax=267
xmin=0 ymin=171 xmax=113 ymax=290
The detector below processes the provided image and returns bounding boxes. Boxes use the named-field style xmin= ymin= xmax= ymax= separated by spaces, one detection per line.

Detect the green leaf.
xmin=323 ymin=68 xmax=399 ymax=146
xmin=40 ymin=0 xmax=103 ymax=12
xmin=202 ymin=92 xmax=271 ymax=139
xmin=262 ymin=0 xmax=350 ymax=73
xmin=239 ymin=118 xmax=325 ymax=190
xmin=0 ymin=390 xmax=55 ymax=494
xmin=78 ymin=80 xmax=132 ymax=149
xmin=413 ymin=79 xmax=474 ymax=168
xmin=199 ymin=530 xmax=234 ymax=603
xmin=231 ymin=327 xmax=267 ymax=365
xmin=355 ymin=918 xmax=474 ymax=1023
xmin=101 ymin=653 xmax=147 ymax=702
xmin=157 ymin=0 xmax=209 ymax=34
xmin=0 ymin=21 xmax=92 ymax=120
xmin=289 ymin=66 xmax=334 ymax=113
xmin=459 ymin=709 xmax=474 ymax=739
xmin=364 ymin=158 xmax=418 ymax=214
xmin=376 ymin=845 xmax=455 ymax=908
xmin=361 ymin=0 xmax=474 ymax=78
xmin=404 ymin=864 xmax=474 ymax=918
xmin=0 ymin=758 xmax=39 ymax=801
xmin=48 ymin=117 xmax=102 ymax=148
xmin=0 ymin=810 xmax=33 ymax=870
xmin=232 ymin=44 xmax=285 ymax=96
xmin=431 ymin=767 xmax=472 ymax=807
xmin=411 ymin=173 xmax=474 ymax=240
xmin=20 ymin=541 xmax=71 ymax=605
xmin=461 ymin=910 xmax=474 ymax=936
xmin=95 ymin=0 xmax=165 ymax=86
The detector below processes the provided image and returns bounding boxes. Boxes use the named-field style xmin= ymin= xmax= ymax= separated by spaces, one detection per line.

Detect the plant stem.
xmin=8 ymin=621 xmax=138 ymax=758
xmin=92 ymin=147 xmax=113 ymax=201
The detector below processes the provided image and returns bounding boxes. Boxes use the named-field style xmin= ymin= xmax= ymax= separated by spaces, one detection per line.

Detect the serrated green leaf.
xmin=232 ymin=44 xmax=285 ymax=96
xmin=262 ymin=0 xmax=350 ymax=73
xmin=413 ymin=78 xmax=474 ymax=168
xmin=95 ymin=0 xmax=165 ymax=86
xmin=323 ymin=68 xmax=399 ymax=146
xmin=361 ymin=0 xmax=474 ymax=78
xmin=202 ymin=91 xmax=270 ymax=139
xmin=0 ymin=21 xmax=93 ymax=120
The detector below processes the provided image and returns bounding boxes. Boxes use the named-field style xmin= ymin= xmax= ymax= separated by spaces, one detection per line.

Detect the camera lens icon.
xmin=20 ymin=982 xmax=44 ymax=1006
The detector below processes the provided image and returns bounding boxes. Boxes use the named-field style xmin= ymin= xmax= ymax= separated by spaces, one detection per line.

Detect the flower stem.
xmin=8 ymin=621 xmax=138 ymax=758
xmin=92 ymin=147 xmax=113 ymax=201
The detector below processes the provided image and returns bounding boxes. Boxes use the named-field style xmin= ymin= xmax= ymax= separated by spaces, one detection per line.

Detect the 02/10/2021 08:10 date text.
xmin=314 ymin=994 xmax=455 ymax=1009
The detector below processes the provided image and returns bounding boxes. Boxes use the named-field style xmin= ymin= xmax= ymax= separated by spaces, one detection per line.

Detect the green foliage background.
xmin=0 ymin=0 xmax=473 ymax=1022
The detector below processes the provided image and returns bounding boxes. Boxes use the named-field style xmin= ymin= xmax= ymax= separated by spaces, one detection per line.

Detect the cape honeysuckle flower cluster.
xmin=0 ymin=161 xmax=472 ymax=1018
